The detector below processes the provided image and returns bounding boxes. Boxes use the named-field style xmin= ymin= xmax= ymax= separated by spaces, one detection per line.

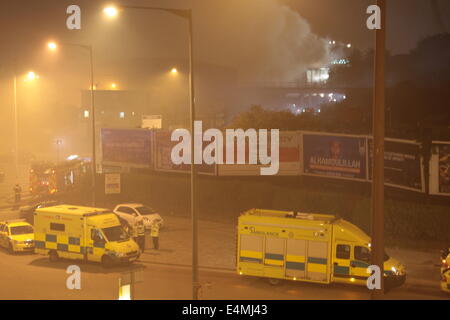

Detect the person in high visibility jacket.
xmin=150 ymin=219 xmax=161 ymax=250
xmin=122 ymin=217 xmax=146 ymax=253
xmin=133 ymin=218 xmax=146 ymax=253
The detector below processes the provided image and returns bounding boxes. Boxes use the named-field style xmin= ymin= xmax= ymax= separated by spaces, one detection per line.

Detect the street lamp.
xmin=47 ymin=42 xmax=57 ymax=51
xmin=103 ymin=5 xmax=199 ymax=300
xmin=47 ymin=40 xmax=97 ymax=206
xmin=13 ymin=71 xmax=39 ymax=179
xmin=103 ymin=6 xmax=119 ymax=18
xmin=170 ymin=67 xmax=178 ymax=74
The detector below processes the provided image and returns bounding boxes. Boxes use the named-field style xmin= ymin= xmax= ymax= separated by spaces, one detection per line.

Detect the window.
xmin=91 ymin=229 xmax=105 ymax=242
xmin=10 ymin=225 xmax=33 ymax=235
xmin=102 ymin=226 xmax=129 ymax=242
xmin=135 ymin=206 xmax=155 ymax=215
xmin=118 ymin=207 xmax=136 ymax=215
xmin=355 ymin=246 xmax=371 ymax=263
xmin=50 ymin=223 xmax=65 ymax=232
xmin=336 ymin=244 xmax=350 ymax=259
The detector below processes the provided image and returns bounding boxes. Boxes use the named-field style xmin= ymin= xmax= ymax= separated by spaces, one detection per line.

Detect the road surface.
xmin=0 ymin=205 xmax=447 ymax=300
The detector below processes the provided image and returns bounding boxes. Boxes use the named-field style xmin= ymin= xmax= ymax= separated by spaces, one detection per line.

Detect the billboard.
xmin=302 ymin=133 xmax=367 ymax=180
xmin=142 ymin=115 xmax=162 ymax=129
xmin=368 ymin=138 xmax=424 ymax=192
xmin=154 ymin=130 xmax=216 ymax=175
xmin=101 ymin=128 xmax=153 ymax=168
xmin=429 ymin=142 xmax=450 ymax=196
xmin=217 ymin=131 xmax=301 ymax=176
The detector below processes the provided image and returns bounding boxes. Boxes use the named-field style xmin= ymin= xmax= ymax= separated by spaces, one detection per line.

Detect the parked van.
xmin=237 ymin=209 xmax=406 ymax=290
xmin=34 ymin=205 xmax=140 ymax=267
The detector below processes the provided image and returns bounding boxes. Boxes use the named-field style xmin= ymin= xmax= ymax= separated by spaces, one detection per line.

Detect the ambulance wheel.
xmin=49 ymin=250 xmax=59 ymax=262
xmin=268 ymin=278 xmax=281 ymax=286
xmin=102 ymin=255 xmax=114 ymax=268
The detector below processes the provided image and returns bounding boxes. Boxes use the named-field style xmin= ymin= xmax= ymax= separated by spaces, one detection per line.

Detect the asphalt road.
xmin=0 ymin=248 xmax=448 ymax=300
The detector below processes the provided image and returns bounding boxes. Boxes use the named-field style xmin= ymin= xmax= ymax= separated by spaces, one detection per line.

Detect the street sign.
xmin=105 ymin=173 xmax=121 ymax=194
xmin=142 ymin=114 xmax=162 ymax=129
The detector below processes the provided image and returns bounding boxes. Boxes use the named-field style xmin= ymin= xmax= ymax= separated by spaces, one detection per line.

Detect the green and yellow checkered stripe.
xmin=286 ymin=254 xmax=305 ymax=271
xmin=307 ymin=257 xmax=328 ymax=273
xmin=34 ymin=233 xmax=87 ymax=254
xmin=239 ymin=250 xmax=263 ymax=263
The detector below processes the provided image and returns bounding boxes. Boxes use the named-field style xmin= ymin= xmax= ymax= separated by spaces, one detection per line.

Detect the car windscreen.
xmin=135 ymin=206 xmax=156 ymax=215
xmin=102 ymin=226 xmax=130 ymax=242
xmin=10 ymin=225 xmax=34 ymax=235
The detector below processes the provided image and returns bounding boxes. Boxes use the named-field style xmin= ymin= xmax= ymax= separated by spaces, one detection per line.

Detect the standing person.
xmin=135 ymin=218 xmax=146 ymax=253
xmin=13 ymin=184 xmax=22 ymax=203
xmin=129 ymin=218 xmax=146 ymax=253
xmin=150 ymin=219 xmax=161 ymax=250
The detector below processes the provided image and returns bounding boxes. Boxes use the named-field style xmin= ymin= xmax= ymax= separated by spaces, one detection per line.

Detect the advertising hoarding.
xmin=368 ymin=138 xmax=424 ymax=192
xmin=217 ymin=131 xmax=301 ymax=176
xmin=302 ymin=132 xmax=367 ymax=181
xmin=101 ymin=128 xmax=153 ymax=168
xmin=429 ymin=142 xmax=450 ymax=196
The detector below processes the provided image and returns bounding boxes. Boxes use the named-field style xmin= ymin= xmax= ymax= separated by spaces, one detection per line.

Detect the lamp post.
xmin=48 ymin=41 xmax=96 ymax=206
xmin=104 ymin=5 xmax=198 ymax=299
xmin=371 ymin=0 xmax=386 ymax=299
xmin=13 ymin=71 xmax=40 ymax=180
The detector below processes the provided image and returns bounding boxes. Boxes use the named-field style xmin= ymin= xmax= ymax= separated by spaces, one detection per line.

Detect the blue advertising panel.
xmin=101 ymin=128 xmax=153 ymax=168
xmin=303 ymin=133 xmax=367 ymax=180
xmin=154 ymin=130 xmax=216 ymax=175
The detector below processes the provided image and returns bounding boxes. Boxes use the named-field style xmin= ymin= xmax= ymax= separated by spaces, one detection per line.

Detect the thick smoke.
xmin=195 ymin=0 xmax=330 ymax=82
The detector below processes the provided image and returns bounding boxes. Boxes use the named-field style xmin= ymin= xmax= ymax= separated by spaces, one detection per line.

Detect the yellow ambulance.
xmin=237 ymin=209 xmax=406 ymax=289
xmin=34 ymin=205 xmax=140 ymax=267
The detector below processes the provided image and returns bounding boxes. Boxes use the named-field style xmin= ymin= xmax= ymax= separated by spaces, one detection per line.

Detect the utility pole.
xmin=187 ymin=11 xmax=199 ymax=300
xmin=13 ymin=76 xmax=18 ymax=180
xmin=371 ymin=0 xmax=386 ymax=299
xmin=111 ymin=5 xmax=198 ymax=300
xmin=89 ymin=45 xmax=96 ymax=206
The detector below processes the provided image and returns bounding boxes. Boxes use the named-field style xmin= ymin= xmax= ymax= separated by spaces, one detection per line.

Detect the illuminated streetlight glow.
xmin=171 ymin=67 xmax=178 ymax=74
xmin=111 ymin=83 xmax=117 ymax=89
xmin=103 ymin=6 xmax=119 ymax=18
xmin=24 ymin=71 xmax=39 ymax=82
xmin=48 ymin=42 xmax=57 ymax=51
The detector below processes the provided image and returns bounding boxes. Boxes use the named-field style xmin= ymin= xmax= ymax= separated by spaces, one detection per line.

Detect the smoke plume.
xmin=195 ymin=0 xmax=330 ymax=82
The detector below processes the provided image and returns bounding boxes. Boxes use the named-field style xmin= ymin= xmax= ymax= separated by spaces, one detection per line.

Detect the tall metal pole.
xmin=187 ymin=11 xmax=199 ymax=300
xmin=115 ymin=5 xmax=197 ymax=299
xmin=89 ymin=46 xmax=96 ymax=206
xmin=371 ymin=0 xmax=386 ymax=299
xmin=13 ymin=75 xmax=19 ymax=180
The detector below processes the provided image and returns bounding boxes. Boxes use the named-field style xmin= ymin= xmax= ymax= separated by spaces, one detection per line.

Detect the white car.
xmin=113 ymin=203 xmax=163 ymax=230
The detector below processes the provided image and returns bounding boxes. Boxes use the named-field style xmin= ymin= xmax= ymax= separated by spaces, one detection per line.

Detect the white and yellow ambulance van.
xmin=34 ymin=205 xmax=140 ymax=267
xmin=237 ymin=209 xmax=406 ymax=289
